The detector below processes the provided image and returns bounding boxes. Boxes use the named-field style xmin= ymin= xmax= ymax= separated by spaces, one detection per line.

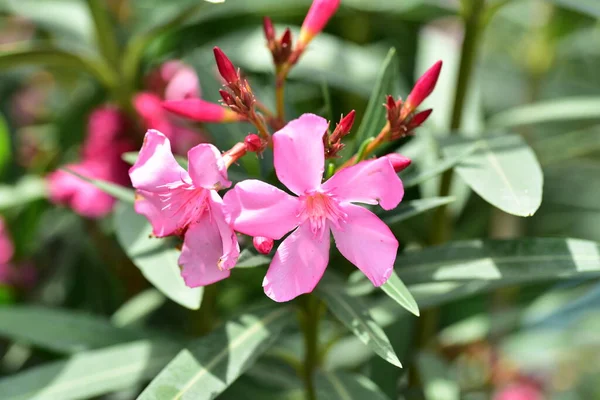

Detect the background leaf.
xmin=313 ymin=371 xmax=391 ymax=400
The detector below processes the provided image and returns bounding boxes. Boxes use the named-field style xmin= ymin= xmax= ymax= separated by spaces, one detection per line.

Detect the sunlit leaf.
xmin=114 ymin=202 xmax=203 ymax=310
xmin=380 ymin=272 xmax=419 ymax=317
xmin=138 ymin=305 xmax=293 ymax=400
xmin=64 ymin=168 xmax=134 ymax=204
xmin=0 ymin=339 xmax=181 ymax=400
xmin=0 ymin=113 xmax=10 ymax=175
xmin=111 ymin=289 xmax=167 ymax=328
xmin=417 ymin=351 xmax=459 ymax=400
xmin=531 ymin=125 xmax=600 ymax=165
xmin=236 ymin=249 xmax=271 ymax=269
xmin=0 ymin=176 xmax=47 ymax=210
xmin=313 ymin=371 xmax=391 ymax=400
xmin=442 ymin=134 xmax=543 ymax=217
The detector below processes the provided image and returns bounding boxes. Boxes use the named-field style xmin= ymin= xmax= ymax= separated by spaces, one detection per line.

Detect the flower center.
xmin=298 ymin=190 xmax=347 ymax=238
xmin=157 ymin=178 xmax=209 ymax=234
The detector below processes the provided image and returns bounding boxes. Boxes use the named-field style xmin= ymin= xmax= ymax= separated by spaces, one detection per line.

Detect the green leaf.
xmin=0 ymin=306 xmax=149 ymax=354
xmin=546 ymin=0 xmax=600 ymax=17
xmin=442 ymin=134 xmax=543 ymax=217
xmin=111 ymin=289 xmax=167 ymax=328
xmin=317 ymin=279 xmax=402 ymax=368
xmin=236 ymin=249 xmax=271 ymax=269
xmin=531 ymin=125 xmax=600 ymax=165
xmin=380 ymin=272 xmax=419 ymax=317
xmin=122 ymin=151 xmax=139 ymax=165
xmin=488 ymin=97 xmax=600 ymax=128
xmin=63 ymin=168 xmax=134 ymax=204
xmin=313 ymin=371 xmax=391 ymax=400
xmin=0 ymin=113 xmax=10 ymax=175
xmin=138 ymin=305 xmax=293 ymax=400
xmin=86 ymin=0 xmax=120 ymax=67
xmin=383 ymin=197 xmax=455 ymax=228
xmin=402 ymin=143 xmax=481 ymax=188
xmin=114 ymin=202 xmax=203 ymax=310
xmin=0 ymin=46 xmax=117 ymax=89
xmin=397 ymin=238 xmax=600 ymax=285
xmin=349 ymin=48 xmax=399 ymax=155
xmin=0 ymin=339 xmax=181 ymax=400
xmin=417 ymin=351 xmax=459 ymax=400
xmin=0 ymin=176 xmax=47 ymax=210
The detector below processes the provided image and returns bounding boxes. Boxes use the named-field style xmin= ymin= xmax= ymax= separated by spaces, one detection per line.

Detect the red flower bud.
xmin=407 ymin=108 xmax=432 ymax=130
xmin=298 ymin=0 xmax=341 ymax=48
xmin=338 ymin=110 xmax=355 ymax=134
xmin=281 ymin=28 xmax=292 ymax=49
xmin=163 ymin=99 xmax=242 ymax=123
xmin=253 ymin=236 xmax=274 ymax=255
xmin=244 ymin=134 xmax=263 ymax=152
xmin=385 ymin=95 xmax=397 ymax=111
xmin=384 ymin=153 xmax=412 ymax=173
xmin=403 ymin=60 xmax=442 ymax=116
xmin=219 ymin=89 xmax=235 ymax=106
xmin=263 ymin=16 xmax=275 ymax=42
xmin=213 ymin=47 xmax=238 ymax=85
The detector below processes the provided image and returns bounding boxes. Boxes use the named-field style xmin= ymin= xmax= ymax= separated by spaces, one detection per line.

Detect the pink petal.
xmin=179 ymin=214 xmax=231 ymax=287
xmin=133 ymin=190 xmax=179 ymax=237
xmin=208 ymin=192 xmax=240 ymax=270
xmin=331 ymin=204 xmax=398 ymax=287
xmin=273 ymin=113 xmax=328 ymax=195
xmin=223 ymin=179 xmax=300 ymax=240
xmin=82 ymin=106 xmax=131 ymax=159
xmin=129 ymin=129 xmax=189 ymax=192
xmin=0 ymin=218 xmax=14 ymax=265
xmin=187 ymin=143 xmax=230 ymax=190
xmin=263 ymin=222 xmax=330 ymax=302
xmin=322 ymin=157 xmax=404 ymax=210
xmin=164 ymin=63 xmax=200 ymax=101
xmin=163 ymin=99 xmax=241 ymax=123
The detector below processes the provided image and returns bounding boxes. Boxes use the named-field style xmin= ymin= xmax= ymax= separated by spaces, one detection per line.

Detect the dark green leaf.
xmin=442 ymin=134 xmax=543 ymax=217
xmin=313 ymin=371 xmax=391 ymax=400
xmin=114 ymin=202 xmax=203 ymax=310
xmin=546 ymin=0 xmax=600 ymax=17
xmin=383 ymin=197 xmax=455 ymax=228
xmin=111 ymin=289 xmax=167 ymax=328
xmin=0 ymin=339 xmax=181 ymax=400
xmin=488 ymin=97 xmax=600 ymax=128
xmin=138 ymin=305 xmax=293 ymax=400
xmin=0 ymin=306 xmax=149 ymax=354
xmin=398 ymin=238 xmax=600 ymax=285
xmin=317 ymin=280 xmax=402 ymax=368
xmin=236 ymin=249 xmax=271 ymax=269
xmin=0 ymin=113 xmax=10 ymax=175
xmin=64 ymin=168 xmax=134 ymax=204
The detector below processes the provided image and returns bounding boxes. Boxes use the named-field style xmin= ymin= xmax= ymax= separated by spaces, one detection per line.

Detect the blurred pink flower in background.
xmin=47 ymin=107 xmax=135 ymax=218
xmin=0 ymin=217 xmax=37 ymax=289
xmin=494 ymin=380 xmax=545 ymax=400
xmin=0 ymin=218 xmax=14 ymax=265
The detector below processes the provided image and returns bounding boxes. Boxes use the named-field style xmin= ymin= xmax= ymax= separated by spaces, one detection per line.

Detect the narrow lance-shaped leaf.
xmin=317 ymin=278 xmax=402 ymax=368
xmin=380 ymin=272 xmax=419 ymax=317
xmin=313 ymin=371 xmax=392 ymax=400
xmin=114 ymin=202 xmax=203 ymax=310
xmin=442 ymin=134 xmax=543 ymax=217
xmin=397 ymin=238 xmax=600 ymax=285
xmin=0 ymin=306 xmax=150 ymax=354
xmin=382 ymin=197 xmax=455 ymax=228
xmin=138 ymin=305 xmax=294 ymax=400
xmin=64 ymin=168 xmax=135 ymax=204
xmin=0 ymin=339 xmax=182 ymax=400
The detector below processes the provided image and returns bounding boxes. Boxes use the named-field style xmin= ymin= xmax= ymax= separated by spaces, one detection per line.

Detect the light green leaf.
xmin=0 ymin=339 xmax=181 ymax=400
xmin=0 ymin=46 xmax=117 ymax=89
xmin=442 ymin=134 xmax=543 ymax=217
xmin=381 ymin=272 xmax=419 ymax=317
xmin=488 ymin=97 xmax=600 ymax=128
xmin=111 ymin=289 xmax=167 ymax=328
xmin=0 ymin=176 xmax=47 ymax=210
xmin=0 ymin=113 xmax=10 ymax=175
xmin=114 ymin=202 xmax=203 ymax=310
xmin=313 ymin=371 xmax=391 ymax=400
xmin=236 ymin=249 xmax=271 ymax=269
xmin=0 ymin=306 xmax=149 ymax=354
xmin=546 ymin=0 xmax=600 ymax=17
xmin=383 ymin=197 xmax=455 ymax=228
xmin=317 ymin=280 xmax=402 ymax=368
xmin=531 ymin=125 xmax=600 ymax=165
xmin=349 ymin=48 xmax=399 ymax=155
xmin=398 ymin=238 xmax=600 ymax=285
xmin=64 ymin=168 xmax=134 ymax=204
xmin=122 ymin=151 xmax=139 ymax=165
xmin=417 ymin=352 xmax=459 ymax=400
xmin=138 ymin=305 xmax=293 ymax=400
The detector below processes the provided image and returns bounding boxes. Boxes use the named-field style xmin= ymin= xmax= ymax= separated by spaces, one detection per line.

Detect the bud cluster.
xmin=214 ymin=47 xmax=256 ymax=118
xmin=263 ymin=17 xmax=294 ymax=67
xmin=323 ymin=110 xmax=355 ymax=159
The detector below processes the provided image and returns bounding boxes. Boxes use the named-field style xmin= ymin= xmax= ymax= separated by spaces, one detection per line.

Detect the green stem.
xmin=300 ymin=294 xmax=321 ymax=400
xmin=430 ymin=0 xmax=486 ymax=245
xmin=196 ymin=283 xmax=218 ymax=335
xmin=87 ymin=0 xmax=121 ymax=68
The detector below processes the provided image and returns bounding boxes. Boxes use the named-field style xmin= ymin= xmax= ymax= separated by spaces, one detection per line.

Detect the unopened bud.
xmin=163 ymin=99 xmax=243 ymax=123
xmin=407 ymin=108 xmax=432 ymax=130
xmin=384 ymin=153 xmax=412 ymax=173
xmin=244 ymin=134 xmax=263 ymax=152
xmin=219 ymin=89 xmax=235 ymax=106
xmin=263 ymin=17 xmax=275 ymax=43
xmin=253 ymin=236 xmax=274 ymax=255
xmin=330 ymin=110 xmax=355 ymax=143
xmin=403 ymin=60 xmax=442 ymax=117
xmin=213 ymin=47 xmax=238 ymax=85
xmin=298 ymin=0 xmax=341 ymax=48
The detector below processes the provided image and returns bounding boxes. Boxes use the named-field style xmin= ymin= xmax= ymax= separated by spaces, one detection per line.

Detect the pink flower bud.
xmin=338 ymin=110 xmax=355 ymax=135
xmin=244 ymin=134 xmax=263 ymax=152
xmin=407 ymin=108 xmax=432 ymax=130
xmin=213 ymin=47 xmax=238 ymax=85
xmin=384 ymin=153 xmax=412 ymax=173
xmin=298 ymin=0 xmax=341 ymax=48
xmin=403 ymin=60 xmax=442 ymax=116
xmin=263 ymin=16 xmax=275 ymax=42
xmin=163 ymin=99 xmax=243 ymax=123
xmin=253 ymin=236 xmax=274 ymax=255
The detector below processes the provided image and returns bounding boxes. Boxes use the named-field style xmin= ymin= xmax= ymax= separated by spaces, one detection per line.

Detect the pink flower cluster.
xmin=130 ymin=112 xmax=404 ymax=302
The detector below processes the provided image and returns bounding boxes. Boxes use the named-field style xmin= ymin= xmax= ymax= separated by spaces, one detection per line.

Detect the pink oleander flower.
xmin=129 ymin=129 xmax=240 ymax=287
xmin=134 ymin=92 xmax=206 ymax=155
xmin=82 ymin=106 xmax=133 ymax=158
xmin=224 ymin=114 xmax=403 ymax=302
xmin=494 ymin=381 xmax=544 ymax=400
xmin=163 ymin=98 xmax=244 ymax=123
xmin=145 ymin=60 xmax=201 ymax=101
xmin=0 ymin=217 xmax=14 ymax=265
xmin=298 ymin=0 xmax=341 ymax=48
